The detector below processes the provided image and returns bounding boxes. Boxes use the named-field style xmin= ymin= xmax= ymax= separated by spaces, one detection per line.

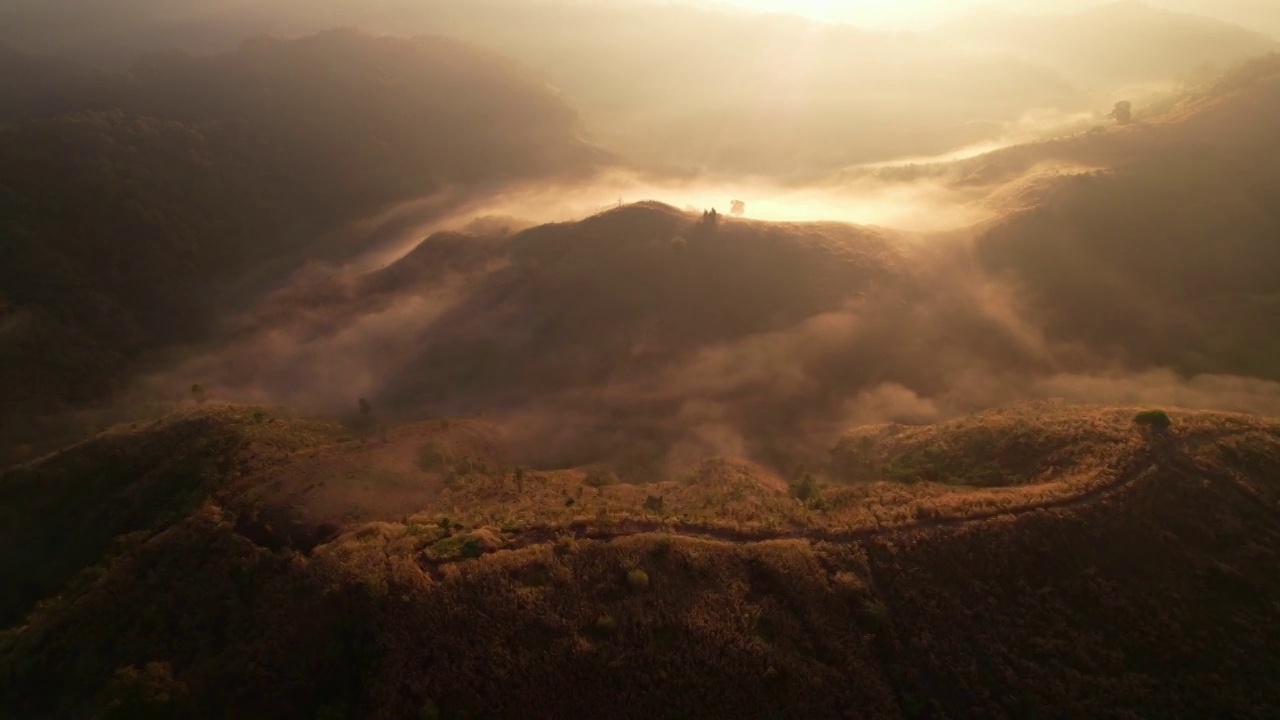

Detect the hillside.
xmin=966 ymin=54 xmax=1280 ymax=382
xmin=176 ymin=200 xmax=1088 ymax=477
xmin=0 ymin=31 xmax=600 ymax=454
xmin=939 ymin=1 xmax=1278 ymax=86
xmin=3 ymin=404 xmax=1279 ymax=718
xmin=0 ymin=0 xmax=1089 ymax=175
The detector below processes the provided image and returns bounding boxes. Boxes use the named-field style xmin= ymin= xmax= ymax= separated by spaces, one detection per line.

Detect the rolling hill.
xmin=0 ymin=30 xmax=601 ymax=454
xmin=4 ymin=0 xmax=1085 ymax=175
xmin=2 ymin=404 xmax=1279 ymax=718
xmin=173 ymin=48 xmax=1280 ymax=475
xmin=173 ymin=199 xmax=1076 ymax=477
xmin=939 ymin=1 xmax=1278 ymax=86
xmin=966 ymin=54 xmax=1280 ymax=382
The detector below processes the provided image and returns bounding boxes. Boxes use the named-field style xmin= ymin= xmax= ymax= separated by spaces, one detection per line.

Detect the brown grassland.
xmin=3 ymin=403 xmax=1280 ymax=719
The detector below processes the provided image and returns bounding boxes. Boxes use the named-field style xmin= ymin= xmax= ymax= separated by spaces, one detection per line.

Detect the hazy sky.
xmin=711 ymin=0 xmax=1101 ymax=28
xmin=710 ymin=0 xmax=1280 ymax=33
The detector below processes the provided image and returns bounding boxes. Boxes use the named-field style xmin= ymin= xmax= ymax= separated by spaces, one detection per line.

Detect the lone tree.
xmin=358 ymin=397 xmax=372 ymax=416
xmin=190 ymin=384 xmax=207 ymax=405
xmin=730 ymin=200 xmax=746 ymax=216
xmin=1134 ymin=409 xmax=1172 ymax=436
xmin=1108 ymin=100 xmax=1133 ymax=125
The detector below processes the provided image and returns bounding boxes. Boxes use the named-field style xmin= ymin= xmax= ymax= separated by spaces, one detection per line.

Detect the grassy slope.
xmin=2 ymin=405 xmax=1279 ymax=718
xmin=0 ymin=31 xmax=599 ymax=453
xmin=964 ymin=54 xmax=1280 ymax=381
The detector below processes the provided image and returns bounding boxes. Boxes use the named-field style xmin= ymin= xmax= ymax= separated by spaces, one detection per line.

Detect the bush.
xmin=881 ymin=446 xmax=949 ymax=484
xmin=554 ymin=535 xmax=578 ymax=556
xmin=789 ymin=472 xmax=823 ymax=507
xmin=858 ymin=598 xmax=890 ymax=629
xmin=1134 ymin=409 xmax=1172 ymax=434
xmin=626 ymin=568 xmax=650 ymax=592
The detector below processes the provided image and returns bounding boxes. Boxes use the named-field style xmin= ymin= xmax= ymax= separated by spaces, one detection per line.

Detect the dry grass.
xmin=5 ymin=403 xmax=1280 ymax=718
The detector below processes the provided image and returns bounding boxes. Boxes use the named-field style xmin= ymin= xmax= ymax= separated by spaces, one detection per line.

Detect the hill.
xmin=0 ymin=30 xmax=600 ymax=454
xmin=2 ymin=404 xmax=1279 ymax=718
xmin=175 ymin=200 xmax=1087 ymax=476
xmin=0 ymin=0 xmax=1089 ymax=175
xmin=965 ymin=54 xmax=1280 ymax=382
xmin=938 ymin=1 xmax=1278 ymax=86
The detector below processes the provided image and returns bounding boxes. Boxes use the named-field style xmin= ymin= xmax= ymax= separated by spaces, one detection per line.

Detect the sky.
xmin=709 ymin=0 xmax=1280 ymax=34
xmin=709 ymin=0 xmax=1101 ymax=28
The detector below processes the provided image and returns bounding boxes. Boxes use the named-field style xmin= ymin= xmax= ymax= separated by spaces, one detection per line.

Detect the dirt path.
xmin=493 ymin=439 xmax=1189 ymax=553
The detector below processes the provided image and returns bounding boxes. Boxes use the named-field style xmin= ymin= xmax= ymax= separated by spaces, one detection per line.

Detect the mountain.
xmin=966 ymin=54 xmax=1280 ymax=381
xmin=172 ymin=199 xmax=1086 ymax=477
xmin=1157 ymin=0 xmax=1280 ymax=40
xmin=152 ymin=54 xmax=1280 ymax=480
xmin=0 ymin=0 xmax=1088 ymax=175
xmin=0 ymin=30 xmax=601 ymax=453
xmin=938 ymin=1 xmax=1278 ymax=85
xmin=2 ymin=404 xmax=1279 ymax=718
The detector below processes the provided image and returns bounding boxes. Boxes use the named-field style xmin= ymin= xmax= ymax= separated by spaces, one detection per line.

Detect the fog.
xmin=4 ymin=0 xmax=1278 ymax=472
xmin=151 ymin=128 xmax=1280 ymax=477
xmin=3 ymin=0 xmax=1274 ymax=178
xmin=714 ymin=0 xmax=1280 ymax=37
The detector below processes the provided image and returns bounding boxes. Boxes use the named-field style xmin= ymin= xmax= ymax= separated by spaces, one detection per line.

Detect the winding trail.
xmin=475 ymin=440 xmax=1197 ymax=557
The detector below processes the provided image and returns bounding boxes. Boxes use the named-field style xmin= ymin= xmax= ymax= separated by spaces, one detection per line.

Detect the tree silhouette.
xmin=730 ymin=200 xmax=745 ymax=216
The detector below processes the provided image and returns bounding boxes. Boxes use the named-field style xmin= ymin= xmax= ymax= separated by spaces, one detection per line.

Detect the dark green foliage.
xmin=858 ymin=598 xmax=890 ymax=629
xmin=626 ymin=568 xmax=650 ymax=592
xmin=593 ymin=614 xmax=619 ymax=635
xmin=1134 ymin=409 xmax=1173 ymax=433
xmin=880 ymin=445 xmax=1007 ymax=487
xmin=880 ymin=446 xmax=950 ymax=484
xmin=788 ymin=471 xmax=820 ymax=502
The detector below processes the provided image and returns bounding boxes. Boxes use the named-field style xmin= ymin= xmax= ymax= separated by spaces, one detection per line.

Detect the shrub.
xmin=554 ymin=535 xmax=578 ymax=556
xmin=426 ymin=535 xmax=485 ymax=561
xmin=881 ymin=446 xmax=949 ymax=484
xmin=627 ymin=568 xmax=650 ymax=592
xmin=859 ymin=598 xmax=890 ymax=629
xmin=594 ymin=614 xmax=618 ymax=634
xmin=789 ymin=472 xmax=823 ymax=507
xmin=1134 ymin=409 xmax=1172 ymax=434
